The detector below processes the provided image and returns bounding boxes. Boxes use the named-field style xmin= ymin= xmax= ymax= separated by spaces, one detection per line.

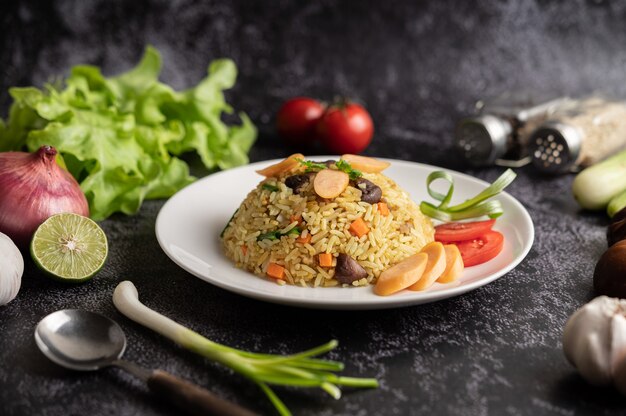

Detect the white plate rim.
xmin=155 ymin=157 xmax=534 ymax=310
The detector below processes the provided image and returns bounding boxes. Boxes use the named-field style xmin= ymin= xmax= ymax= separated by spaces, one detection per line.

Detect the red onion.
xmin=0 ymin=145 xmax=89 ymax=247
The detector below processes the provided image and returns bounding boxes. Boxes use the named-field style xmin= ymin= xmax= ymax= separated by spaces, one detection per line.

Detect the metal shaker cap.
xmin=528 ymin=122 xmax=582 ymax=174
xmin=455 ymin=115 xmax=512 ymax=166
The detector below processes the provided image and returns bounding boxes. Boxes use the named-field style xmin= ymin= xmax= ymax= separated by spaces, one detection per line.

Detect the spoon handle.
xmin=147 ymin=370 xmax=257 ymax=416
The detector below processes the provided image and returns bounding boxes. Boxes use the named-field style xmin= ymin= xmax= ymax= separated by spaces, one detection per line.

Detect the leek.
xmin=419 ymin=169 xmax=516 ymax=221
xmin=573 ymin=149 xmax=626 ymax=211
xmin=113 ymin=281 xmax=378 ymax=416
xmin=608 ymin=189 xmax=626 ymax=218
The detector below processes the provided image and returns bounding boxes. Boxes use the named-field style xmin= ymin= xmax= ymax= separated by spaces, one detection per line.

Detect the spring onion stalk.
xmin=419 ymin=169 xmax=516 ymax=221
xmin=113 ymin=281 xmax=378 ymax=416
xmin=573 ymin=149 xmax=626 ymax=211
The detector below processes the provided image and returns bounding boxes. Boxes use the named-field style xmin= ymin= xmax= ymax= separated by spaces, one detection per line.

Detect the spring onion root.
xmin=419 ymin=169 xmax=517 ymax=221
xmin=113 ymin=281 xmax=378 ymax=416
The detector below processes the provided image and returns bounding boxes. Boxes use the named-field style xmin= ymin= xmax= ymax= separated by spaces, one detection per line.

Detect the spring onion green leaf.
xmin=113 ymin=281 xmax=378 ymax=416
xmin=257 ymin=231 xmax=281 ymax=241
xmin=220 ymin=208 xmax=239 ymax=238
xmin=285 ymin=227 xmax=301 ymax=237
xmin=262 ymin=183 xmax=280 ymax=192
xmin=419 ymin=169 xmax=516 ymax=221
xmin=257 ymin=226 xmax=301 ymax=242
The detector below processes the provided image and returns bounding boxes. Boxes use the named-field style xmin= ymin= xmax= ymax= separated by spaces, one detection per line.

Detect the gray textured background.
xmin=1 ymin=0 xmax=625 ymax=415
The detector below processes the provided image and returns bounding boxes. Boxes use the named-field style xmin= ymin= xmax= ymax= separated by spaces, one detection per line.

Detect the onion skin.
xmin=0 ymin=146 xmax=89 ymax=247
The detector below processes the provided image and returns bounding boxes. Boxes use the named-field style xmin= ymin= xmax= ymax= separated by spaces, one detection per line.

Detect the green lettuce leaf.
xmin=0 ymin=46 xmax=256 ymax=220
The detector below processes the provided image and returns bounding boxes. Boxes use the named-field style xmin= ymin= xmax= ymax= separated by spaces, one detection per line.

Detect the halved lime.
xmin=31 ymin=213 xmax=108 ymax=282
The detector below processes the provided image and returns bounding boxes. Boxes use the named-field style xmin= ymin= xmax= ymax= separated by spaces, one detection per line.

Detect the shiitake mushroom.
xmin=607 ymin=218 xmax=626 ymax=246
xmin=334 ymin=253 xmax=368 ymax=284
xmin=612 ymin=207 xmax=626 ymax=224
xmin=594 ymin=208 xmax=626 ymax=298
xmin=608 ymin=208 xmax=626 ymax=246
xmin=354 ymin=178 xmax=382 ymax=204
xmin=285 ymin=174 xmax=312 ymax=194
xmin=594 ymin=240 xmax=626 ymax=298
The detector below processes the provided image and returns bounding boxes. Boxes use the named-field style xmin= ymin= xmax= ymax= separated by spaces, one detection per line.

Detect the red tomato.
xmin=316 ymin=103 xmax=374 ymax=154
xmin=435 ymin=219 xmax=496 ymax=243
xmin=276 ymin=97 xmax=325 ymax=144
xmin=454 ymin=231 xmax=504 ymax=267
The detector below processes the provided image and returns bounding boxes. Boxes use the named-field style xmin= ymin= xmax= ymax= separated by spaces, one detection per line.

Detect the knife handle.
xmin=147 ymin=369 xmax=257 ymax=416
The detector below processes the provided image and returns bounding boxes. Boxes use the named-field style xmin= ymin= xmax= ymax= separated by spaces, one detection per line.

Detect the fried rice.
xmin=221 ymin=157 xmax=434 ymax=287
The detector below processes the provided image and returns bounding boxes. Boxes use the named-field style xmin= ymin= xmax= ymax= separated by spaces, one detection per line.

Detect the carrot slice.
xmin=241 ymin=245 xmax=248 ymax=256
xmin=289 ymin=214 xmax=303 ymax=225
xmin=408 ymin=242 xmax=446 ymax=291
xmin=437 ymin=244 xmax=464 ymax=283
xmin=349 ymin=217 xmax=370 ymax=238
xmin=313 ymin=169 xmax=349 ymax=198
xmin=318 ymin=253 xmax=333 ymax=267
xmin=266 ymin=262 xmax=285 ymax=279
xmin=256 ymin=153 xmax=304 ymax=177
xmin=296 ymin=234 xmax=312 ymax=244
xmin=341 ymin=154 xmax=390 ymax=173
xmin=377 ymin=202 xmax=390 ymax=216
xmin=374 ymin=252 xmax=428 ymax=296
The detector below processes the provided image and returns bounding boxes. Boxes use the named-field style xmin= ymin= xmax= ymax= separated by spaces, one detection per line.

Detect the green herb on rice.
xmin=220 ymin=208 xmax=239 ymax=238
xmin=296 ymin=159 xmax=328 ymax=172
xmin=257 ymin=226 xmax=301 ymax=242
xmin=296 ymin=158 xmax=362 ymax=180
xmin=336 ymin=159 xmax=362 ymax=180
xmin=262 ymin=183 xmax=280 ymax=192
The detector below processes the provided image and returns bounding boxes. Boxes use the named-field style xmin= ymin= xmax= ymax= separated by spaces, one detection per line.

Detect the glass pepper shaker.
xmin=455 ymin=95 xmax=568 ymax=167
xmin=529 ymin=97 xmax=626 ymax=174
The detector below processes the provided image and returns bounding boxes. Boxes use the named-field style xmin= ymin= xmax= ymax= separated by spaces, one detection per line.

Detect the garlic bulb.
xmin=0 ymin=232 xmax=23 ymax=306
xmin=563 ymin=296 xmax=626 ymax=386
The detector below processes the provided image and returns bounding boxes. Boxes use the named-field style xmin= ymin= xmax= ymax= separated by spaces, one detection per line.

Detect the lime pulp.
xmin=31 ymin=213 xmax=108 ymax=282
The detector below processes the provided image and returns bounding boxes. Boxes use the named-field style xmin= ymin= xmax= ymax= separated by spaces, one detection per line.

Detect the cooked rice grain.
xmin=222 ymin=171 xmax=434 ymax=287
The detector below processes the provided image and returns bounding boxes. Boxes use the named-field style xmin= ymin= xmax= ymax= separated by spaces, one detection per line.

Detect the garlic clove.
xmin=614 ymin=350 xmax=626 ymax=395
xmin=611 ymin=313 xmax=626 ymax=372
xmin=562 ymin=296 xmax=626 ymax=385
xmin=0 ymin=232 xmax=23 ymax=306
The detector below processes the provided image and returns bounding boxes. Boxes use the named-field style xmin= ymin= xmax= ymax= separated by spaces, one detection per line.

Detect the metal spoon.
xmin=35 ymin=309 xmax=256 ymax=416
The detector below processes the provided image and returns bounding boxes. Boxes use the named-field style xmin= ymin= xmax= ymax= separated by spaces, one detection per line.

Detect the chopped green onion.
xmin=257 ymin=230 xmax=281 ymax=241
xmin=285 ymin=227 xmax=301 ymax=237
xmin=257 ymin=226 xmax=301 ymax=241
xmin=262 ymin=183 xmax=280 ymax=192
xmin=336 ymin=159 xmax=362 ymax=180
xmin=220 ymin=208 xmax=239 ymax=238
xmin=419 ymin=169 xmax=516 ymax=221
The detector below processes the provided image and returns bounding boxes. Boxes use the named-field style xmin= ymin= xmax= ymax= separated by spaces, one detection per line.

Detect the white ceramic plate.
xmin=155 ymin=158 xmax=534 ymax=310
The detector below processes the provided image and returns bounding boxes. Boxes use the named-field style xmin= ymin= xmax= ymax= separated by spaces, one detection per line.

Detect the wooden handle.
xmin=147 ymin=370 xmax=257 ymax=416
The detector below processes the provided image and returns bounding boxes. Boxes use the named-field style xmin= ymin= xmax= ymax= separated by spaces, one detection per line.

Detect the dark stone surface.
xmin=1 ymin=0 xmax=625 ymax=415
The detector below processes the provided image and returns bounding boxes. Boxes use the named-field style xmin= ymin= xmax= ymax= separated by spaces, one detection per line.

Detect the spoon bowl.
xmin=35 ymin=308 xmax=255 ymax=416
xmin=35 ymin=309 xmax=126 ymax=371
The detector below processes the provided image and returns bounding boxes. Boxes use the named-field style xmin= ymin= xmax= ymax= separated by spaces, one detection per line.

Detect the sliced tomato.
xmin=435 ymin=219 xmax=496 ymax=243
xmin=454 ymin=230 xmax=504 ymax=267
